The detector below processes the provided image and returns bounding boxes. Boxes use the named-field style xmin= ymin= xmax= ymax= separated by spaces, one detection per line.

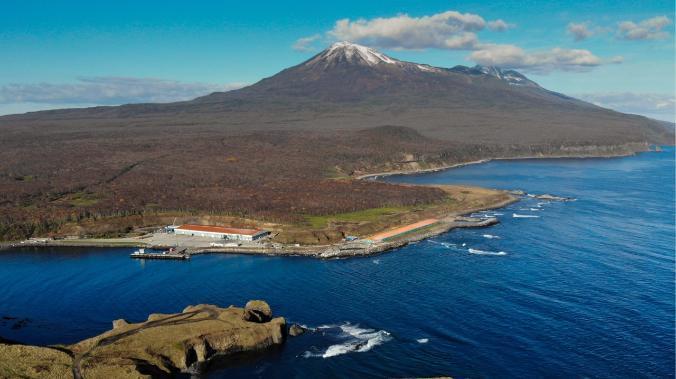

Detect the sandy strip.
xmin=368 ymin=218 xmax=439 ymax=241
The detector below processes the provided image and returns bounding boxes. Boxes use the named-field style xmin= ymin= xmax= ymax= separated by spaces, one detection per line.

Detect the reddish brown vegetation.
xmin=0 ymin=125 xmax=462 ymax=240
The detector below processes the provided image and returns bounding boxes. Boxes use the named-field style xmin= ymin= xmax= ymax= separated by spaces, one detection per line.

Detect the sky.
xmin=1 ymin=0 xmax=674 ymax=121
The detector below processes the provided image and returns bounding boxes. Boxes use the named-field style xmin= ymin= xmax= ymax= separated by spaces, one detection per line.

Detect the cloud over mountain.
xmin=469 ymin=44 xmax=619 ymax=73
xmin=326 ymin=11 xmax=508 ymax=50
xmin=293 ymin=10 xmax=621 ymax=74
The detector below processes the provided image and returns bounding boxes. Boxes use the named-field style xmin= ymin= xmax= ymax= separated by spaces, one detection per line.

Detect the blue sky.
xmin=1 ymin=0 xmax=674 ymax=121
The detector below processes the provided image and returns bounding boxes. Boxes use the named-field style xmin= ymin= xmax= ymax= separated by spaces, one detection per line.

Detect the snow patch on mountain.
xmin=474 ymin=65 xmax=539 ymax=87
xmin=305 ymin=41 xmax=441 ymax=73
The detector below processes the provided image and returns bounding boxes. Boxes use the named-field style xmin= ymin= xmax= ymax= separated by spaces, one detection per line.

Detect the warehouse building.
xmin=174 ymin=224 xmax=269 ymax=241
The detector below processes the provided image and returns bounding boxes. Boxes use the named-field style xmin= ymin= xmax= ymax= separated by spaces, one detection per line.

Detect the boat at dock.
xmin=130 ymin=248 xmax=190 ymax=260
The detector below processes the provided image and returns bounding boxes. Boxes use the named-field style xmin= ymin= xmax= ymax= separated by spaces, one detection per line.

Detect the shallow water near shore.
xmin=1 ymin=148 xmax=674 ymax=378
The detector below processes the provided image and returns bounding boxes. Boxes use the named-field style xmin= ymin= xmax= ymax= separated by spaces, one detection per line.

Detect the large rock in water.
xmin=0 ymin=302 xmax=286 ymax=378
xmin=288 ymin=324 xmax=307 ymax=337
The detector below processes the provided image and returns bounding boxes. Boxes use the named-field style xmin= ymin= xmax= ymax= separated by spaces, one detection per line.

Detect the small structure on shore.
xmin=174 ymin=224 xmax=269 ymax=241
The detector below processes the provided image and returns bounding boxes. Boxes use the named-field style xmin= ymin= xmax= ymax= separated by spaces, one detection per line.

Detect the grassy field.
xmin=272 ymin=185 xmax=514 ymax=244
xmin=305 ymin=206 xmax=412 ymax=229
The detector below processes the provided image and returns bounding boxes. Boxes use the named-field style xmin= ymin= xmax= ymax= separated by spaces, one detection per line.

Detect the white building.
xmin=173 ymin=224 xmax=269 ymax=241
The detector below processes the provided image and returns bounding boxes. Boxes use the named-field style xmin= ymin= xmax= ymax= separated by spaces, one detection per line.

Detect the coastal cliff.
xmin=0 ymin=301 xmax=286 ymax=378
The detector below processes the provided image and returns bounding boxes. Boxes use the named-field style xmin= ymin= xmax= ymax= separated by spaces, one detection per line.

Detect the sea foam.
xmin=303 ymin=323 xmax=392 ymax=359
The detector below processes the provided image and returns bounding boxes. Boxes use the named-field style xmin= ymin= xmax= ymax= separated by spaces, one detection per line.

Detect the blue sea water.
xmin=0 ymin=149 xmax=674 ymax=378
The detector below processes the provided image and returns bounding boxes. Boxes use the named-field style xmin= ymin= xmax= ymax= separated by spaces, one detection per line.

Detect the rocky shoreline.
xmin=0 ymin=301 xmax=287 ymax=378
xmin=16 ymin=195 xmax=517 ymax=260
xmin=355 ymin=144 xmax=650 ymax=181
xmin=3 ymin=147 xmax=621 ymax=258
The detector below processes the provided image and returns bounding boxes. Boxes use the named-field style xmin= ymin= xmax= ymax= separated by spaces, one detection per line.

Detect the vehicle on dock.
xmin=130 ymin=248 xmax=190 ymax=260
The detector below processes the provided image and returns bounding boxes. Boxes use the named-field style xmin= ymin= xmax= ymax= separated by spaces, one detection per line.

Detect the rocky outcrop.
xmin=112 ymin=318 xmax=128 ymax=329
xmin=0 ymin=301 xmax=286 ymax=378
xmin=242 ymin=300 xmax=273 ymax=323
xmin=288 ymin=324 xmax=307 ymax=337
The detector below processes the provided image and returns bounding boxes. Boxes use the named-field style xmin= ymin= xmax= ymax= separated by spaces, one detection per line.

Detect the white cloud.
xmin=609 ymin=55 xmax=624 ymax=64
xmin=469 ymin=44 xmax=616 ymax=73
xmin=575 ymin=92 xmax=676 ymax=122
xmin=617 ymin=16 xmax=672 ymax=40
xmin=487 ymin=19 xmax=514 ymax=31
xmin=303 ymin=10 xmax=613 ymax=75
xmin=327 ymin=11 xmax=510 ymax=50
xmin=292 ymin=34 xmax=322 ymax=52
xmin=567 ymin=22 xmax=595 ymax=41
xmin=0 ymin=77 xmax=245 ymax=105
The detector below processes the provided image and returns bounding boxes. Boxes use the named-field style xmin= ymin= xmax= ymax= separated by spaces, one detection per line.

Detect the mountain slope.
xmin=0 ymin=42 xmax=672 ymax=241
xmin=3 ymin=41 xmax=671 ymax=146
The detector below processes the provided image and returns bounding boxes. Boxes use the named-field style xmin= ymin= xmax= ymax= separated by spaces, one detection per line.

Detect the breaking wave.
xmin=303 ymin=323 xmax=392 ymax=359
xmin=417 ymin=338 xmax=429 ymax=344
xmin=468 ymin=248 xmax=507 ymax=256
xmin=482 ymin=234 xmax=500 ymax=239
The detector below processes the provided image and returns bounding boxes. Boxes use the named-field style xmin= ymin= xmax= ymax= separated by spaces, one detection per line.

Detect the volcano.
xmin=3 ymin=41 xmax=671 ymax=145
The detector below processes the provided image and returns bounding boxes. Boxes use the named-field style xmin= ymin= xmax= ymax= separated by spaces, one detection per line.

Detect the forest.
xmin=0 ymin=119 xmax=654 ymax=241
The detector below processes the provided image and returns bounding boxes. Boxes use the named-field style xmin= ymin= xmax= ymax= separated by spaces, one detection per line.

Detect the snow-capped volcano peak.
xmin=327 ymin=41 xmax=397 ymax=65
xmin=305 ymin=41 xmax=399 ymax=68
xmin=302 ymin=42 xmax=443 ymax=74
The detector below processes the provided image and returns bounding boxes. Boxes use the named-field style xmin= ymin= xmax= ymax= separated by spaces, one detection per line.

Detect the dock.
xmin=130 ymin=248 xmax=190 ymax=260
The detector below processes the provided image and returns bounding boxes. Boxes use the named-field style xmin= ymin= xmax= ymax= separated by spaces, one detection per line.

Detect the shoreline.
xmin=7 ymin=195 xmax=518 ymax=258
xmin=355 ymin=150 xmax=645 ymax=181
xmin=4 ymin=147 xmax=636 ymax=257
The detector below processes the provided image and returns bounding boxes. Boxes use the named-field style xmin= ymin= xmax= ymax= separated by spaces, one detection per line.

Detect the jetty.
xmin=130 ymin=248 xmax=190 ymax=260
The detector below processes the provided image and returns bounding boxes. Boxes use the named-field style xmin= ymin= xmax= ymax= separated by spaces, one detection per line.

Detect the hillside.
xmin=0 ymin=42 xmax=672 ymax=240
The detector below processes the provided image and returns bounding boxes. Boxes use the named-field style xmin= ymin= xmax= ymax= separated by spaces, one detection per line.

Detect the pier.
xmin=130 ymin=248 xmax=190 ymax=260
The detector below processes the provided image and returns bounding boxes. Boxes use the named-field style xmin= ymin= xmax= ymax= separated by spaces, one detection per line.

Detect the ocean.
xmin=1 ymin=148 xmax=673 ymax=378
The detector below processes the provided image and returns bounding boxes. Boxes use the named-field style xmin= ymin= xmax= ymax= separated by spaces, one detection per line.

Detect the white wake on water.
xmin=482 ymin=234 xmax=500 ymax=239
xmin=417 ymin=338 xmax=429 ymax=343
xmin=303 ymin=323 xmax=392 ymax=359
xmin=428 ymin=240 xmax=457 ymax=249
xmin=468 ymin=248 xmax=507 ymax=256
xmin=513 ymin=213 xmax=540 ymax=218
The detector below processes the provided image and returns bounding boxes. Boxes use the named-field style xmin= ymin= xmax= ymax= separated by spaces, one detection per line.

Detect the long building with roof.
xmin=173 ymin=224 xmax=269 ymax=241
